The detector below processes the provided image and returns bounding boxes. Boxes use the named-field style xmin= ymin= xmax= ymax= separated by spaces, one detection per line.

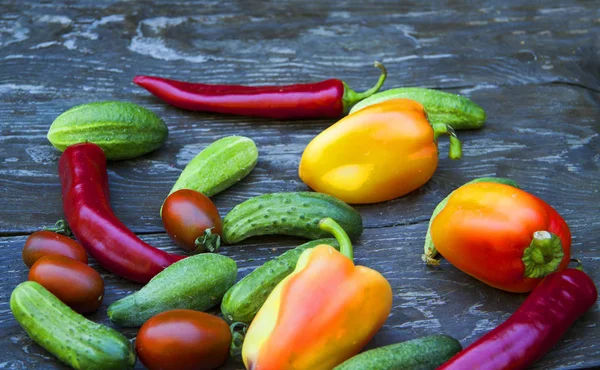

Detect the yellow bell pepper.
xmin=299 ymin=98 xmax=462 ymax=204
xmin=242 ymin=218 xmax=392 ymax=370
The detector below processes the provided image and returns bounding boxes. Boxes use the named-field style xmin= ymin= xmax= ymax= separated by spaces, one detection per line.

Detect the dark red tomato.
xmin=22 ymin=230 xmax=88 ymax=268
xmin=136 ymin=309 xmax=232 ymax=370
xmin=162 ymin=189 xmax=222 ymax=253
xmin=28 ymin=255 xmax=104 ymax=313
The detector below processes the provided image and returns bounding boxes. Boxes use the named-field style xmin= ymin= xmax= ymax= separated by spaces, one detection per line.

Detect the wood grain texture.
xmin=0 ymin=0 xmax=599 ymax=369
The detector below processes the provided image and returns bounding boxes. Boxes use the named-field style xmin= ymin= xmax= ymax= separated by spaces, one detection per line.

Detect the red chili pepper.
xmin=438 ymin=268 xmax=597 ymax=370
xmin=58 ymin=143 xmax=185 ymax=283
xmin=133 ymin=62 xmax=387 ymax=119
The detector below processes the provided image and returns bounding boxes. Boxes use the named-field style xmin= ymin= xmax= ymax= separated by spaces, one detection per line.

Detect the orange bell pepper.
xmin=241 ymin=218 xmax=392 ymax=370
xmin=298 ymin=98 xmax=462 ymax=204
xmin=430 ymin=182 xmax=571 ymax=293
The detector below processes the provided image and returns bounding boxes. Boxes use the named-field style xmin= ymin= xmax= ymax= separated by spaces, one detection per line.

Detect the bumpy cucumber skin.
xmin=221 ymin=238 xmax=339 ymax=324
xmin=108 ymin=253 xmax=237 ymax=327
xmin=422 ymin=177 xmax=519 ymax=265
xmin=222 ymin=192 xmax=363 ymax=244
xmin=169 ymin=136 xmax=258 ymax=197
xmin=47 ymin=101 xmax=168 ymax=160
xmin=10 ymin=281 xmax=136 ymax=370
xmin=349 ymin=87 xmax=486 ymax=130
xmin=333 ymin=334 xmax=462 ymax=370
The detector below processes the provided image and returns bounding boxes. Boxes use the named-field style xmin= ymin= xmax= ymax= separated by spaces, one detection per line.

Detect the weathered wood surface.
xmin=1 ymin=0 xmax=599 ymax=369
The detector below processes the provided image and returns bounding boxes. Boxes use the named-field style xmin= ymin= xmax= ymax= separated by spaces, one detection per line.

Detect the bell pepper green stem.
xmin=522 ymin=231 xmax=564 ymax=278
xmin=319 ymin=217 xmax=353 ymax=260
xmin=342 ymin=61 xmax=387 ymax=114
xmin=432 ymin=123 xmax=462 ymax=160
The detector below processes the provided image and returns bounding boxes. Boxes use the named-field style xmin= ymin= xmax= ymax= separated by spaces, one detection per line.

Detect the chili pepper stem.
xmin=432 ymin=123 xmax=462 ymax=160
xmin=318 ymin=217 xmax=354 ymax=260
xmin=341 ymin=61 xmax=387 ymax=113
xmin=194 ymin=228 xmax=221 ymax=253
xmin=522 ymin=231 xmax=564 ymax=278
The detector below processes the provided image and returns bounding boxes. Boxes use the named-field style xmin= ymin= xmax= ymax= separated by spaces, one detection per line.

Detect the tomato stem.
xmin=342 ymin=61 xmax=387 ymax=113
xmin=522 ymin=231 xmax=564 ymax=278
xmin=43 ymin=219 xmax=73 ymax=237
xmin=318 ymin=218 xmax=353 ymax=260
xmin=194 ymin=228 xmax=221 ymax=253
xmin=229 ymin=322 xmax=248 ymax=358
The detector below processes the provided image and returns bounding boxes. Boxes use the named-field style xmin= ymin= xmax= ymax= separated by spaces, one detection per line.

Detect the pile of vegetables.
xmin=10 ymin=62 xmax=596 ymax=370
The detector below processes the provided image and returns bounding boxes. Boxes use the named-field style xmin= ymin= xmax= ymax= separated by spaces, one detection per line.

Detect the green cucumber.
xmin=168 ymin=135 xmax=258 ymax=198
xmin=222 ymin=192 xmax=363 ymax=244
xmin=108 ymin=253 xmax=237 ymax=327
xmin=47 ymin=101 xmax=168 ymax=160
xmin=333 ymin=334 xmax=462 ymax=370
xmin=221 ymin=238 xmax=339 ymax=324
xmin=422 ymin=177 xmax=519 ymax=265
xmin=349 ymin=87 xmax=486 ymax=130
xmin=10 ymin=281 xmax=136 ymax=370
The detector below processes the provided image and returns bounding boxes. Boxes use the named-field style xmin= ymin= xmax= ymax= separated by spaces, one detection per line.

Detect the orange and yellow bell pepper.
xmin=241 ymin=218 xmax=392 ymax=370
xmin=430 ymin=181 xmax=572 ymax=293
xmin=298 ymin=98 xmax=462 ymax=204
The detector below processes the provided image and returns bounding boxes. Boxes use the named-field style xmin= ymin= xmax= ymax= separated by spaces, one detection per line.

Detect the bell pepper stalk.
xmin=241 ymin=217 xmax=392 ymax=370
xmin=299 ymin=98 xmax=462 ymax=204
xmin=432 ymin=123 xmax=462 ymax=160
xmin=429 ymin=181 xmax=571 ymax=292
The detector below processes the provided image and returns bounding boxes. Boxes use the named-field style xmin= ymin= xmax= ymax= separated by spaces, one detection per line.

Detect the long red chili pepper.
xmin=133 ymin=62 xmax=387 ymax=119
xmin=438 ymin=268 xmax=597 ymax=370
xmin=58 ymin=142 xmax=185 ymax=283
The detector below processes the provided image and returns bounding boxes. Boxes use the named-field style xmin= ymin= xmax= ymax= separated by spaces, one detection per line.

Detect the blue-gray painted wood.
xmin=0 ymin=1 xmax=598 ymax=369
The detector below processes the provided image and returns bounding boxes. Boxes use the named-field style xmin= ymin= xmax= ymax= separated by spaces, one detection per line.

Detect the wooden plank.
xmin=1 ymin=225 xmax=599 ymax=369
xmin=1 ymin=0 xmax=599 ymax=369
xmin=1 ymin=1 xmax=598 ymax=92
xmin=1 ymin=84 xmax=598 ymax=234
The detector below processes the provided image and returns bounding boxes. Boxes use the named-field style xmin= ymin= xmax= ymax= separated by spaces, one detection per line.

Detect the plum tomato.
xmin=136 ymin=309 xmax=232 ymax=370
xmin=161 ymin=189 xmax=222 ymax=253
xmin=28 ymin=255 xmax=104 ymax=313
xmin=22 ymin=230 xmax=88 ymax=268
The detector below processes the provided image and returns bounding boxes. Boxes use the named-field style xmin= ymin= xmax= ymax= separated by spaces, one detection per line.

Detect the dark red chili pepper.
xmin=438 ymin=268 xmax=597 ymax=370
xmin=58 ymin=142 xmax=185 ymax=283
xmin=133 ymin=62 xmax=387 ymax=119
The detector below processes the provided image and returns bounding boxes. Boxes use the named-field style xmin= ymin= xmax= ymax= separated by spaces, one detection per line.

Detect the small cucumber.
xmin=333 ymin=334 xmax=462 ymax=370
xmin=222 ymin=192 xmax=363 ymax=244
xmin=349 ymin=87 xmax=486 ymax=130
xmin=108 ymin=253 xmax=237 ymax=327
xmin=47 ymin=101 xmax=168 ymax=160
xmin=168 ymin=136 xmax=258 ymax=198
xmin=10 ymin=281 xmax=136 ymax=370
xmin=221 ymin=238 xmax=339 ymax=324
xmin=422 ymin=177 xmax=519 ymax=266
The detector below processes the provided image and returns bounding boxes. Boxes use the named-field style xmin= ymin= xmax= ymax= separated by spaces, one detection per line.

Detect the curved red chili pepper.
xmin=58 ymin=143 xmax=185 ymax=283
xmin=133 ymin=62 xmax=386 ymax=119
xmin=438 ymin=268 xmax=598 ymax=370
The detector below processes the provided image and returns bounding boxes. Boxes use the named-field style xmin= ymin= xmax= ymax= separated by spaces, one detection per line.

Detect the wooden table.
xmin=1 ymin=1 xmax=598 ymax=369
